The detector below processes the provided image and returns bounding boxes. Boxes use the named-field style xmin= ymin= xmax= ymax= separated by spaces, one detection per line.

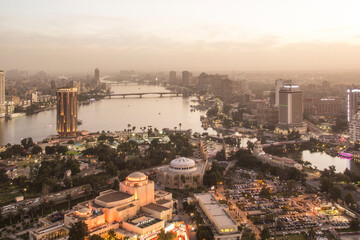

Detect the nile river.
xmin=0 ymin=84 xmax=215 ymax=145
xmin=1 ymin=84 xmax=359 ymax=174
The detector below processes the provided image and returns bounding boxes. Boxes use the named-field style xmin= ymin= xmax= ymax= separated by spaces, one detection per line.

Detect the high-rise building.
xmin=275 ymin=79 xmax=292 ymax=108
xmin=169 ymin=71 xmax=176 ymax=84
xmin=350 ymin=113 xmax=360 ymax=143
xmin=279 ymin=85 xmax=303 ymax=125
xmin=57 ymin=87 xmax=78 ymax=137
xmin=212 ymin=77 xmax=233 ymax=102
xmin=94 ymin=68 xmax=100 ymax=85
xmin=304 ymin=97 xmax=345 ymax=117
xmin=182 ymin=71 xmax=192 ymax=87
xmin=0 ymin=70 xmax=5 ymax=118
xmin=347 ymin=88 xmax=360 ymax=122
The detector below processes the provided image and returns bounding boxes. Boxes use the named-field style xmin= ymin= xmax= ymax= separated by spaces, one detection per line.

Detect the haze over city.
xmin=2 ymin=0 xmax=360 ymax=72
xmin=3 ymin=1 xmax=360 ymax=240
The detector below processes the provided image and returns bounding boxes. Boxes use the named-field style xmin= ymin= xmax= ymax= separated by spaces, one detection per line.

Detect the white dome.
xmin=127 ymin=172 xmax=147 ymax=181
xmin=169 ymin=157 xmax=196 ymax=173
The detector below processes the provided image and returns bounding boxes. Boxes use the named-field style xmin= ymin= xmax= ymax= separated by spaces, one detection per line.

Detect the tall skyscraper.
xmin=349 ymin=113 xmax=360 ymax=143
xmin=275 ymin=79 xmax=292 ymax=108
xmin=169 ymin=71 xmax=176 ymax=84
xmin=212 ymin=77 xmax=233 ymax=102
xmin=94 ymin=68 xmax=100 ymax=85
xmin=182 ymin=71 xmax=192 ymax=87
xmin=279 ymin=85 xmax=303 ymax=125
xmin=0 ymin=70 xmax=5 ymax=118
xmin=347 ymin=88 xmax=360 ymax=122
xmin=57 ymin=87 xmax=78 ymax=137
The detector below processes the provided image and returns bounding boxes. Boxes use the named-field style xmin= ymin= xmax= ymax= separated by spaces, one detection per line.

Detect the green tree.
xmin=345 ymin=192 xmax=355 ymax=205
xmin=66 ymin=194 xmax=72 ymax=210
xmin=89 ymin=234 xmax=103 ymax=240
xmin=157 ymin=229 xmax=176 ymax=240
xmin=31 ymin=145 xmax=43 ymax=154
xmin=107 ymin=229 xmax=118 ymax=240
xmin=349 ymin=219 xmax=360 ymax=231
xmin=260 ymin=186 xmax=271 ymax=199
xmin=181 ymin=175 xmax=186 ymax=184
xmin=260 ymin=227 xmax=271 ymax=240
xmin=196 ymin=226 xmax=214 ymax=240
xmin=241 ymin=228 xmax=256 ymax=240
xmin=69 ymin=221 xmax=88 ymax=240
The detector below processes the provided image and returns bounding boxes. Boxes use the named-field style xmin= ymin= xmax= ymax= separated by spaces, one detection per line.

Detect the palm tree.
xmin=174 ymin=127 xmax=177 ymax=133
xmin=179 ymin=123 xmax=182 ymax=132
xmin=17 ymin=207 xmax=24 ymax=222
xmin=66 ymin=194 xmax=72 ymax=210
xmin=49 ymin=200 xmax=55 ymax=212
xmin=84 ymin=189 xmax=89 ymax=201
xmin=39 ymin=200 xmax=46 ymax=216
xmin=8 ymin=212 xmax=13 ymax=225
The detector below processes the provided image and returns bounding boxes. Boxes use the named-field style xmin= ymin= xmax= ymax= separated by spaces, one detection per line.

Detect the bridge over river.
xmin=103 ymin=91 xmax=182 ymax=98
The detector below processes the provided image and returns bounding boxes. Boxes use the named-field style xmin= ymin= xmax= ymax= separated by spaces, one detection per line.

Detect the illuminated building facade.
xmin=275 ymin=79 xmax=292 ymax=108
xmin=347 ymin=88 xmax=360 ymax=122
xmin=57 ymin=172 xmax=173 ymax=239
xmin=56 ymin=87 xmax=78 ymax=137
xmin=120 ymin=172 xmax=155 ymax=207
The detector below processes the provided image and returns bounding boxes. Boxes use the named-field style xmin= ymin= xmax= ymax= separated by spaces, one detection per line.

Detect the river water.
xmin=283 ymin=150 xmax=360 ymax=175
xmin=0 ymin=84 xmax=216 ymax=145
xmin=1 ymin=84 xmax=360 ymax=175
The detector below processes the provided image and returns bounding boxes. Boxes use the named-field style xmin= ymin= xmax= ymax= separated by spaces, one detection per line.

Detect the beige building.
xmin=157 ymin=157 xmax=206 ymax=189
xmin=194 ymin=193 xmax=241 ymax=240
xmin=31 ymin=172 xmax=173 ymax=240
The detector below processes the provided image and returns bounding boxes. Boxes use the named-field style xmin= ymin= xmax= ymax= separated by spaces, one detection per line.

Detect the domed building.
xmin=157 ymin=157 xmax=206 ymax=189
xmin=120 ymin=171 xmax=154 ymax=206
xmin=60 ymin=171 xmax=174 ymax=240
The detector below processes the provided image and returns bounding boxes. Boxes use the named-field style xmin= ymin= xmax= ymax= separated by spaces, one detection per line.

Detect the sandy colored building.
xmin=157 ymin=157 xmax=206 ymax=189
xmin=31 ymin=172 xmax=173 ymax=240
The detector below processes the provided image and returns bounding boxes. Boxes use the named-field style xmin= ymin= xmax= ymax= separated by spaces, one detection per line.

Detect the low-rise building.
xmin=31 ymin=171 xmax=174 ymax=240
xmin=194 ymin=193 xmax=241 ymax=240
xmin=252 ymin=141 xmax=302 ymax=170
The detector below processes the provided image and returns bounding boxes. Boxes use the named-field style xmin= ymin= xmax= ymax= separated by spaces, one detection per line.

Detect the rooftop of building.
xmin=96 ymin=191 xmax=132 ymax=203
xmin=128 ymin=171 xmax=146 ymax=179
xmin=142 ymin=203 xmax=169 ymax=212
xmin=156 ymin=199 xmax=172 ymax=205
xmin=195 ymin=193 xmax=238 ymax=229
xmin=127 ymin=216 xmax=163 ymax=229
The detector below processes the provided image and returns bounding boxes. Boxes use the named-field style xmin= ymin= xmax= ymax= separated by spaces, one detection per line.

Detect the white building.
xmin=347 ymin=88 xmax=360 ymax=122
xmin=157 ymin=157 xmax=206 ymax=189
xmin=275 ymin=79 xmax=292 ymax=108
xmin=279 ymin=84 xmax=303 ymax=125
xmin=350 ymin=113 xmax=360 ymax=143
xmin=194 ymin=193 xmax=241 ymax=240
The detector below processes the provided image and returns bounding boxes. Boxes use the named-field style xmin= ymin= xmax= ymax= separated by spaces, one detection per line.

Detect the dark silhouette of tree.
xmin=69 ymin=221 xmax=88 ymax=240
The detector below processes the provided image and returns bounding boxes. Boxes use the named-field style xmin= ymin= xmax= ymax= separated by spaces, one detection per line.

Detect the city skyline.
xmin=1 ymin=0 xmax=360 ymax=72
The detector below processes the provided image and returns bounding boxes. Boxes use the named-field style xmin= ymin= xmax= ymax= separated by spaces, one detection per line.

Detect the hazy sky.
xmin=1 ymin=0 xmax=360 ymax=72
